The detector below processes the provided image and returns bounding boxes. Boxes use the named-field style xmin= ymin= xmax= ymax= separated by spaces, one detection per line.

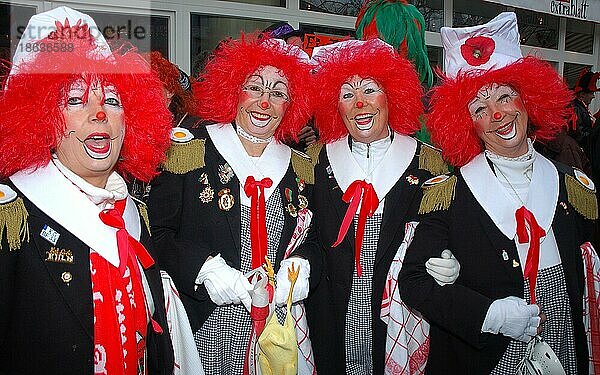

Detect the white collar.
xmin=10 ymin=162 xmax=140 ymax=267
xmin=460 ymin=151 xmax=558 ymax=239
xmin=326 ymin=132 xmax=416 ymax=202
xmin=52 ymin=157 xmax=128 ymax=207
xmin=207 ymin=123 xmax=291 ymax=206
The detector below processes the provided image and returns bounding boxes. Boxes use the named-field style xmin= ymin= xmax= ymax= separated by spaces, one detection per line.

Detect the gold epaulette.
xmin=162 ymin=137 xmax=206 ymax=175
xmin=132 ymin=197 xmax=151 ymax=235
xmin=418 ymin=175 xmax=457 ymax=214
xmin=565 ymin=170 xmax=598 ymax=220
xmin=419 ymin=143 xmax=450 ymax=176
xmin=0 ymin=184 xmax=29 ymax=251
xmin=291 ymin=148 xmax=315 ymax=184
xmin=305 ymin=142 xmax=323 ymax=165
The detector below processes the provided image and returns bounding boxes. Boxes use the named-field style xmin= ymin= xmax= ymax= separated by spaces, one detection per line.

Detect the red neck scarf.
xmin=515 ymin=206 xmax=546 ymax=304
xmin=332 ymin=180 xmax=379 ymax=277
xmin=244 ymin=177 xmax=273 ymax=270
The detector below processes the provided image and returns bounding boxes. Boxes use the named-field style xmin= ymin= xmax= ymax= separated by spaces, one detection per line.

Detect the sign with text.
xmin=484 ymin=0 xmax=599 ymax=23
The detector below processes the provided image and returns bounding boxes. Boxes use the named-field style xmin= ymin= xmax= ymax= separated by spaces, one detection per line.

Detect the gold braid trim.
xmin=0 ymin=198 xmax=29 ymax=251
xmin=566 ymin=174 xmax=598 ymax=220
xmin=137 ymin=203 xmax=151 ymax=236
xmin=419 ymin=145 xmax=449 ymax=176
xmin=418 ymin=175 xmax=457 ymax=214
xmin=291 ymin=150 xmax=315 ymax=184
xmin=162 ymin=139 xmax=206 ymax=174
xmin=305 ymin=142 xmax=323 ymax=165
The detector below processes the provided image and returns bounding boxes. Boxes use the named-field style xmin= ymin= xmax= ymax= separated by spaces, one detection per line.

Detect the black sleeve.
xmin=0 ymin=229 xmax=19 ymax=360
xmin=398 ymin=208 xmax=494 ymax=349
xmin=147 ymin=170 xmax=213 ymax=304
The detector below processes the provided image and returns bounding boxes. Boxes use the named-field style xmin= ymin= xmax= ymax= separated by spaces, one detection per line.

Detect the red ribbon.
xmin=99 ymin=199 xmax=162 ymax=334
xmin=332 ymin=180 xmax=379 ymax=277
xmin=515 ymin=206 xmax=546 ymax=305
xmin=244 ymin=176 xmax=273 ymax=270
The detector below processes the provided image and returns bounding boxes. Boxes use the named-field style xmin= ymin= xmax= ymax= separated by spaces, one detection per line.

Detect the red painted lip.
xmin=83 ymin=132 xmax=111 ymax=154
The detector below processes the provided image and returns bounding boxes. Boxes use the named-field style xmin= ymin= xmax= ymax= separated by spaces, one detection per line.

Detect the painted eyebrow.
xmin=245 ymin=74 xmax=264 ymax=84
xmin=271 ymin=80 xmax=289 ymax=89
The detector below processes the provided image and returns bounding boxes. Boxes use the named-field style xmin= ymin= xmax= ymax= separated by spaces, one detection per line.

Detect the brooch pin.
xmin=512 ymin=259 xmax=520 ymax=268
xmin=45 ymin=247 xmax=74 ymax=264
xmin=199 ymin=172 xmax=209 ymax=185
xmin=501 ymin=250 xmax=509 ymax=261
xmin=285 ymin=188 xmax=298 ymax=217
xmin=326 ymin=165 xmax=334 ymax=179
xmin=406 ymin=175 xmax=419 ymax=185
xmin=218 ymin=163 xmax=234 ymax=184
xmin=40 ymin=224 xmax=60 ymax=246
xmin=218 ymin=188 xmax=235 ymax=211
xmin=296 ymin=177 xmax=305 ymax=193
xmin=298 ymin=194 xmax=308 ymax=209
xmin=559 ymin=201 xmax=568 ymax=214
xmin=199 ymin=185 xmax=214 ymax=203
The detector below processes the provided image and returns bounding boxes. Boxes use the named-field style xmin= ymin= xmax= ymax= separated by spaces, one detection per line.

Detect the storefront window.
xmin=83 ymin=11 xmax=169 ymax=58
xmin=514 ymin=8 xmax=558 ymax=49
xmin=564 ymin=62 xmax=593 ymax=90
xmin=300 ymin=0 xmax=362 ymax=17
xmin=191 ymin=14 xmax=274 ymax=76
xmin=1 ymin=2 xmax=35 ymax=76
xmin=414 ymin=0 xmax=443 ymax=32
xmin=453 ymin=0 xmax=505 ymax=27
xmin=566 ymin=18 xmax=594 ymax=54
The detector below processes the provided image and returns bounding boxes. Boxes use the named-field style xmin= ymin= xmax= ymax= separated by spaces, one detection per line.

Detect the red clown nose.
xmin=96 ymin=111 xmax=107 ymax=121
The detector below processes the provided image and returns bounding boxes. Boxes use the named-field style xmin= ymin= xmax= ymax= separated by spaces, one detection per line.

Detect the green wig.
xmin=355 ymin=0 xmax=433 ymax=88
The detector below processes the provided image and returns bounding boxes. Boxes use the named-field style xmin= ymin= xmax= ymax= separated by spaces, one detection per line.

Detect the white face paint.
xmin=56 ymin=79 xmax=125 ymax=187
xmin=338 ymin=75 xmax=389 ymax=143
xmin=235 ymin=65 xmax=290 ymax=139
xmin=468 ymin=83 xmax=529 ymax=158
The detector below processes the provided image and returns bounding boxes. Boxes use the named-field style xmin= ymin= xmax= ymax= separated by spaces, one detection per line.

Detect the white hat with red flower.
xmin=442 ymin=12 xmax=522 ymax=79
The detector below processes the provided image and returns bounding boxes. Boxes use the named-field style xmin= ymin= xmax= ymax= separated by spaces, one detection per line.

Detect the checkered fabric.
xmin=345 ymin=213 xmax=383 ymax=375
xmin=195 ymin=192 xmax=286 ymax=374
xmin=491 ymin=264 xmax=577 ymax=374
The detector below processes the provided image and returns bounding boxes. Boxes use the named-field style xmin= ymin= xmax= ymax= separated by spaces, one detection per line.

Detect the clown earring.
xmin=96 ymin=111 xmax=107 ymax=121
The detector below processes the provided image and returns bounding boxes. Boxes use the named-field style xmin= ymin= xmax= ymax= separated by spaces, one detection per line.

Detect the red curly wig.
xmin=0 ymin=31 xmax=172 ymax=182
xmin=312 ymin=39 xmax=424 ymax=143
xmin=144 ymin=51 xmax=196 ymax=115
xmin=192 ymin=34 xmax=313 ymax=142
xmin=428 ymin=57 xmax=573 ymax=167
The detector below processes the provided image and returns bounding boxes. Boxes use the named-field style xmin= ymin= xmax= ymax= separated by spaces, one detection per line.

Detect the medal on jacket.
xmin=218 ymin=188 xmax=235 ymax=211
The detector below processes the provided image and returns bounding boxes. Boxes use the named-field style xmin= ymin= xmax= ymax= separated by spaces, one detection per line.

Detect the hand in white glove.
xmin=195 ymin=254 xmax=252 ymax=311
xmin=275 ymin=257 xmax=310 ymax=307
xmin=426 ymin=249 xmax=461 ymax=286
xmin=482 ymin=296 xmax=541 ymax=342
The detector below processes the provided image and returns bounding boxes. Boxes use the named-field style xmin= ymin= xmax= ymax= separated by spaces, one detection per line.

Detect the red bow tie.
xmin=332 ymin=180 xmax=379 ymax=277
xmin=244 ymin=177 xmax=273 ymax=270
xmin=515 ymin=206 xmax=546 ymax=304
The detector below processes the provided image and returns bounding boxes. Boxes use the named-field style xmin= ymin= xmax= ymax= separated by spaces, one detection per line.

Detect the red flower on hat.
xmin=460 ymin=36 xmax=495 ymax=67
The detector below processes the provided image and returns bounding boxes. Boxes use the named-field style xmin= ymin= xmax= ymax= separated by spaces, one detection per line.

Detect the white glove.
xmin=195 ymin=254 xmax=252 ymax=311
xmin=482 ymin=296 xmax=541 ymax=342
xmin=275 ymin=257 xmax=310 ymax=306
xmin=426 ymin=249 xmax=461 ymax=286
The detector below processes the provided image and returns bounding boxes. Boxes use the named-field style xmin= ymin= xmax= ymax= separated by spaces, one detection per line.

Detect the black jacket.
xmin=399 ymin=160 xmax=593 ymax=374
xmin=0 ymin=181 xmax=174 ymax=375
xmin=296 ymin=140 xmax=436 ymax=374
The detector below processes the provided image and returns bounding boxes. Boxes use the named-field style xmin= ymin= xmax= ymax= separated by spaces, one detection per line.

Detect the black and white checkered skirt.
xmin=345 ymin=213 xmax=383 ymax=375
xmin=195 ymin=191 xmax=286 ymax=375
xmin=491 ymin=263 xmax=578 ymax=374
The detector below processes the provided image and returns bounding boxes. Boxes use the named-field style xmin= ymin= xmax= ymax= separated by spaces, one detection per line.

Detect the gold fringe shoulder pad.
xmin=131 ymin=196 xmax=151 ymax=235
xmin=418 ymin=174 xmax=457 ymax=214
xmin=291 ymin=148 xmax=315 ymax=185
xmin=0 ymin=184 xmax=30 ymax=251
xmin=162 ymin=127 xmax=206 ymax=175
xmin=418 ymin=142 xmax=450 ymax=176
xmin=305 ymin=142 xmax=324 ymax=165
xmin=565 ymin=169 xmax=597 ymax=220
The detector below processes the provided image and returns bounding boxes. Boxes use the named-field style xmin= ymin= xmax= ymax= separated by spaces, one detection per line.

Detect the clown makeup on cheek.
xmin=468 ymin=83 xmax=529 ymax=158
xmin=338 ymin=76 xmax=389 ymax=143
xmin=56 ymin=79 xmax=126 ymax=188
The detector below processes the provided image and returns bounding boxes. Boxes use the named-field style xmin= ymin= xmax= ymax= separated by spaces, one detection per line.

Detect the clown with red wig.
xmin=0 ymin=6 xmax=175 ymax=375
xmin=290 ymin=39 xmax=460 ymax=374
xmin=147 ymin=34 xmax=317 ymax=373
xmin=399 ymin=12 xmax=600 ymax=374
